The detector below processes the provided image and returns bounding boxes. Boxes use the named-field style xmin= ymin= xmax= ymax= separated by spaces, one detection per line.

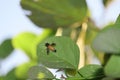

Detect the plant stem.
xmin=77 ymin=22 xmax=88 ymax=69
xmin=55 ymin=27 xmax=63 ymax=36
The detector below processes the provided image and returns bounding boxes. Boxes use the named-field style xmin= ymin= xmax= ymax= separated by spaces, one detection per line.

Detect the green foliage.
xmin=104 ymin=55 xmax=120 ymax=78
xmin=12 ymin=29 xmax=55 ymax=60
xmin=92 ymin=16 xmax=120 ymax=54
xmin=0 ymin=70 xmax=20 ymax=80
xmin=76 ymin=64 xmax=105 ymax=80
xmin=21 ymin=0 xmax=87 ymax=29
xmin=37 ymin=36 xmax=79 ymax=70
xmin=102 ymin=77 xmax=115 ymax=80
xmin=0 ymin=39 xmax=13 ymax=58
xmin=15 ymin=61 xmax=37 ymax=79
xmin=28 ymin=66 xmax=55 ymax=80
xmin=1 ymin=0 xmax=120 ymax=80
xmin=1 ymin=70 xmax=16 ymax=80
xmin=12 ymin=32 xmax=37 ymax=59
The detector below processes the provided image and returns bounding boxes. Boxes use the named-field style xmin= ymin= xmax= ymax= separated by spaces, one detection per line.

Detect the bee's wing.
xmin=51 ymin=43 xmax=56 ymax=46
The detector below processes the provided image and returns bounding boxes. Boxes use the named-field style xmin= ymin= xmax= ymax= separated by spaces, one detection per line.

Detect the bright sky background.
xmin=0 ymin=0 xmax=120 ymax=78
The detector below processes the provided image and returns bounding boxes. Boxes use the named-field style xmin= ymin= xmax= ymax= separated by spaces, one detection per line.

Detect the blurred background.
xmin=0 ymin=0 xmax=120 ymax=79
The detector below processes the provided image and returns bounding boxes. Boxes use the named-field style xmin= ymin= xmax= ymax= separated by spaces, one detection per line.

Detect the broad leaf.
xmin=104 ymin=55 xmax=120 ymax=78
xmin=0 ymin=39 xmax=13 ymax=58
xmin=92 ymin=15 xmax=120 ymax=54
xmin=37 ymin=36 xmax=80 ymax=70
xmin=76 ymin=64 xmax=104 ymax=80
xmin=21 ymin=0 xmax=87 ymax=29
xmin=28 ymin=66 xmax=54 ymax=80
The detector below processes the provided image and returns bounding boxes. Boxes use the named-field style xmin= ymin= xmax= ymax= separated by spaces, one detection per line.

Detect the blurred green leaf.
xmin=1 ymin=70 xmax=16 ymax=80
xmin=85 ymin=27 xmax=98 ymax=45
xmin=92 ymin=15 xmax=120 ymax=54
xmin=28 ymin=66 xmax=54 ymax=80
xmin=12 ymin=29 xmax=55 ymax=60
xmin=0 ymin=69 xmax=25 ymax=80
xmin=21 ymin=0 xmax=87 ymax=29
xmin=12 ymin=32 xmax=37 ymax=59
xmin=104 ymin=55 xmax=120 ymax=78
xmin=102 ymin=77 xmax=115 ymax=80
xmin=15 ymin=61 xmax=37 ymax=79
xmin=37 ymin=36 xmax=80 ymax=70
xmin=75 ymin=64 xmax=104 ymax=80
xmin=0 ymin=39 xmax=13 ymax=58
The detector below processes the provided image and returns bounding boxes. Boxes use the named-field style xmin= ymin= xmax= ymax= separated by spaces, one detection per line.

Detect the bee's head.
xmin=45 ymin=43 xmax=49 ymax=47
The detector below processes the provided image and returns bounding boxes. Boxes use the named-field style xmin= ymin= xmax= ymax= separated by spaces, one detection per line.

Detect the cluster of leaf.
xmin=0 ymin=0 xmax=120 ymax=80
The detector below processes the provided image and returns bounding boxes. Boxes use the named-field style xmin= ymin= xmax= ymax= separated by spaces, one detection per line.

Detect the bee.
xmin=45 ymin=43 xmax=56 ymax=55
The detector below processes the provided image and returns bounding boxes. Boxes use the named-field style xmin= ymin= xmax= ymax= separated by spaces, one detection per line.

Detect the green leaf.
xmin=12 ymin=29 xmax=55 ymax=60
xmin=0 ymin=39 xmax=13 ymax=58
xmin=0 ymin=69 xmax=26 ymax=80
xmin=21 ymin=0 xmax=87 ymax=29
xmin=76 ymin=64 xmax=104 ymax=80
xmin=102 ymin=77 xmax=115 ymax=80
xmin=1 ymin=70 xmax=16 ymax=80
xmin=12 ymin=32 xmax=37 ymax=59
xmin=92 ymin=15 xmax=120 ymax=54
xmin=37 ymin=36 xmax=80 ymax=70
xmin=66 ymin=77 xmax=85 ymax=80
xmin=31 ymin=29 xmax=55 ymax=58
xmin=28 ymin=66 xmax=54 ymax=80
xmin=115 ymin=15 xmax=120 ymax=25
xmin=15 ymin=61 xmax=36 ymax=79
xmin=104 ymin=55 xmax=120 ymax=78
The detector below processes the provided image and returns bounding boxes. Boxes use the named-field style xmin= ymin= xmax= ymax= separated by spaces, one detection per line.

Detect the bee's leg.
xmin=53 ymin=49 xmax=56 ymax=52
xmin=47 ymin=48 xmax=49 ymax=55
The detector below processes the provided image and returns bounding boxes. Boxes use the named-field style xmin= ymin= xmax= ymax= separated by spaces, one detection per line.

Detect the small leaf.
xmin=0 ymin=39 xmax=13 ymax=58
xmin=104 ymin=55 xmax=120 ymax=78
xmin=37 ymin=36 xmax=80 ymax=70
xmin=92 ymin=15 xmax=120 ymax=54
xmin=28 ymin=66 xmax=54 ymax=80
xmin=76 ymin=64 xmax=104 ymax=80
xmin=21 ymin=0 xmax=87 ymax=29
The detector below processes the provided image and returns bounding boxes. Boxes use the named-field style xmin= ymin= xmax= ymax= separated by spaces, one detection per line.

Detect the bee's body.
xmin=45 ymin=43 xmax=56 ymax=55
